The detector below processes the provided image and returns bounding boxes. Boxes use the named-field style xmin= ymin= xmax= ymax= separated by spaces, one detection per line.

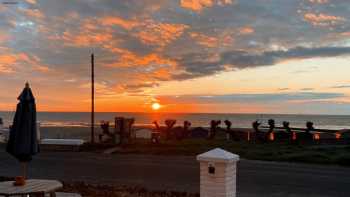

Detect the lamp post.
xmin=91 ymin=53 xmax=95 ymax=144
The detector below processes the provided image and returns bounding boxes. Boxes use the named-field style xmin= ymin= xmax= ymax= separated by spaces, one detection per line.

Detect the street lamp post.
xmin=91 ymin=53 xmax=95 ymax=144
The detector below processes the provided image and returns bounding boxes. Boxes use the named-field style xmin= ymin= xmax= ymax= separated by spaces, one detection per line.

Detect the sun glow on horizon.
xmin=152 ymin=103 xmax=161 ymax=111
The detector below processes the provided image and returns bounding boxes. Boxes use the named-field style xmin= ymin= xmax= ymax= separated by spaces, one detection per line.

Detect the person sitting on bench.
xmin=304 ymin=121 xmax=314 ymax=141
xmin=99 ymin=121 xmax=113 ymax=143
xmin=266 ymin=119 xmax=275 ymax=141
xmin=252 ymin=120 xmax=265 ymax=142
xmin=283 ymin=121 xmax=293 ymax=141
xmin=209 ymin=120 xmax=221 ymax=139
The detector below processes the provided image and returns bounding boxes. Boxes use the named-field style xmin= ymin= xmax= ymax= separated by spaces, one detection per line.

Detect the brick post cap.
xmin=197 ymin=148 xmax=240 ymax=163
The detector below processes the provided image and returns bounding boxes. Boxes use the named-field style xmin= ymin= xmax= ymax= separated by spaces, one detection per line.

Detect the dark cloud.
xmin=175 ymin=46 xmax=350 ymax=80
xmin=222 ymin=46 xmax=350 ymax=68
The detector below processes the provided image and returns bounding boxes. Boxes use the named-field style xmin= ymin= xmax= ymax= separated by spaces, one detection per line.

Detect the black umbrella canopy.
xmin=6 ymin=82 xmax=39 ymax=162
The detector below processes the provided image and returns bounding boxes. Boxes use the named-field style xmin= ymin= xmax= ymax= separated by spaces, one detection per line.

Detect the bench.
xmin=41 ymin=139 xmax=85 ymax=145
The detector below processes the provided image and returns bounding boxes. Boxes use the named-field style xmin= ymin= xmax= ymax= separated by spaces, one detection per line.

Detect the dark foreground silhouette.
xmin=0 ymin=149 xmax=349 ymax=197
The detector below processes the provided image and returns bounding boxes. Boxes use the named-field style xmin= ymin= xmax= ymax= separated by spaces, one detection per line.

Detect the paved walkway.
xmin=0 ymin=149 xmax=349 ymax=196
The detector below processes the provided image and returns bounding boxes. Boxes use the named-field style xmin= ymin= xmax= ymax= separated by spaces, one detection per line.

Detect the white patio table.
xmin=0 ymin=179 xmax=62 ymax=197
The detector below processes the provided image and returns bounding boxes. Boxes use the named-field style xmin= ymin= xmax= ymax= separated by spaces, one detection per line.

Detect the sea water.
xmin=0 ymin=111 xmax=349 ymax=130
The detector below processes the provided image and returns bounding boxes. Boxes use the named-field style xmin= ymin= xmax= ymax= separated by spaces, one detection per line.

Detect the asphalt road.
xmin=0 ymin=149 xmax=349 ymax=197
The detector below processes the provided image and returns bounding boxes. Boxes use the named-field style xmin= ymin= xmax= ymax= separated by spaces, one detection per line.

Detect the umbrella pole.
xmin=21 ymin=162 xmax=27 ymax=179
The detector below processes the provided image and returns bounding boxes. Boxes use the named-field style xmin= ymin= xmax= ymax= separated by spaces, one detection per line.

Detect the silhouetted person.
xmin=304 ymin=121 xmax=314 ymax=141
xmin=153 ymin=121 xmax=160 ymax=131
xmin=183 ymin=120 xmax=191 ymax=138
xmin=266 ymin=119 xmax=275 ymax=141
xmin=152 ymin=121 xmax=161 ymax=144
xmin=306 ymin=121 xmax=314 ymax=133
xmin=252 ymin=120 xmax=265 ymax=142
xmin=101 ymin=121 xmax=110 ymax=134
xmin=224 ymin=120 xmax=239 ymax=141
xmin=283 ymin=121 xmax=294 ymax=141
xmin=0 ymin=117 xmax=3 ymax=127
xmin=99 ymin=121 xmax=113 ymax=143
xmin=224 ymin=120 xmax=232 ymax=140
xmin=252 ymin=121 xmax=261 ymax=133
xmin=283 ymin=121 xmax=291 ymax=133
xmin=224 ymin=120 xmax=232 ymax=130
xmin=165 ymin=119 xmax=176 ymax=140
xmin=209 ymin=120 xmax=221 ymax=139
xmin=267 ymin=119 xmax=275 ymax=133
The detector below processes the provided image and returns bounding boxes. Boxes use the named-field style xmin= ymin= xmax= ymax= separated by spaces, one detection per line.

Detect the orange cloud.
xmin=0 ymin=32 xmax=10 ymax=43
xmin=114 ymin=82 xmax=159 ymax=95
xmin=143 ymin=67 xmax=174 ymax=81
xmin=62 ymin=31 xmax=113 ymax=47
xmin=60 ymin=19 xmax=114 ymax=47
xmin=180 ymin=0 xmax=233 ymax=12
xmin=33 ymin=65 xmax=50 ymax=72
xmin=340 ymin=32 xmax=350 ymax=36
xmin=189 ymin=30 xmax=236 ymax=48
xmin=0 ymin=5 xmax=7 ymax=12
xmin=0 ymin=53 xmax=33 ymax=73
xmin=101 ymin=46 xmax=180 ymax=93
xmin=105 ymin=47 xmax=177 ymax=69
xmin=0 ymin=55 xmax=16 ymax=73
xmin=136 ymin=20 xmax=189 ymax=47
xmin=308 ymin=0 xmax=328 ymax=4
xmin=102 ymin=17 xmax=188 ymax=47
xmin=25 ymin=0 xmax=37 ymax=4
xmin=190 ymin=32 xmax=219 ymax=47
xmin=21 ymin=8 xmax=45 ymax=20
xmin=238 ymin=26 xmax=254 ymax=35
xmin=304 ymin=12 xmax=345 ymax=27
xmin=100 ymin=16 xmax=139 ymax=30
xmin=0 ymin=52 xmax=51 ymax=74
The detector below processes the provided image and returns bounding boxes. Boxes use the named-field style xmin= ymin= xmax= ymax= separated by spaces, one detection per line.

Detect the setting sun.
xmin=152 ymin=103 xmax=161 ymax=110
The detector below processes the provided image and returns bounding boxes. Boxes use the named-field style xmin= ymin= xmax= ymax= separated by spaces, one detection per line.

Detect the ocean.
xmin=1 ymin=111 xmax=350 ymax=130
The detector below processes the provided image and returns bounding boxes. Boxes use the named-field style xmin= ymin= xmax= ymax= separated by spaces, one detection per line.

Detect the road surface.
xmin=0 ymin=149 xmax=349 ymax=197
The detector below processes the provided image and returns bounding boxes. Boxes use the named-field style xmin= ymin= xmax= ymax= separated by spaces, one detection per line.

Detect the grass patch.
xmin=335 ymin=154 xmax=350 ymax=166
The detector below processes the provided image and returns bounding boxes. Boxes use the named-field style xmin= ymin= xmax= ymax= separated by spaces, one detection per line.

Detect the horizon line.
xmin=0 ymin=110 xmax=350 ymax=116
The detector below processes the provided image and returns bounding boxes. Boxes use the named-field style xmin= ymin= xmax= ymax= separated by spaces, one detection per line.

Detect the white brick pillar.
xmin=197 ymin=148 xmax=240 ymax=197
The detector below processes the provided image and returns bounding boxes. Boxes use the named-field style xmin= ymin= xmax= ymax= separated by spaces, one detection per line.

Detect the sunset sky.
xmin=0 ymin=0 xmax=350 ymax=114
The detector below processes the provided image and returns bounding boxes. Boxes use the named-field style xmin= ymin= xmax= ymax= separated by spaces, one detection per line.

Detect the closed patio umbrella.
xmin=6 ymin=82 xmax=39 ymax=178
